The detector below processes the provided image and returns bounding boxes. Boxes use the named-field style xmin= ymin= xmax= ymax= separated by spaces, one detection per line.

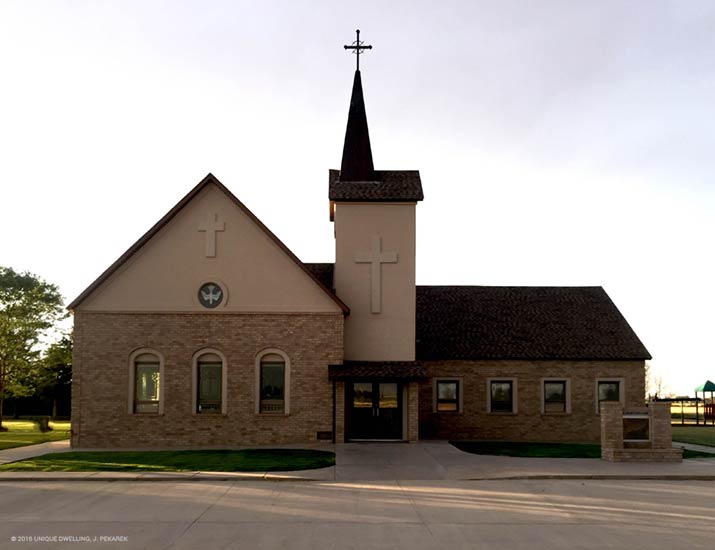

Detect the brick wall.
xmin=72 ymin=312 xmax=343 ymax=449
xmin=407 ymin=382 xmax=419 ymax=442
xmin=419 ymin=360 xmax=646 ymax=442
xmin=600 ymin=402 xmax=682 ymax=462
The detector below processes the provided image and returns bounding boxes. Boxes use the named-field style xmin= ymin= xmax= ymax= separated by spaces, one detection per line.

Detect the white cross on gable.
xmin=198 ymin=212 xmax=225 ymax=258
xmin=355 ymin=236 xmax=398 ymax=314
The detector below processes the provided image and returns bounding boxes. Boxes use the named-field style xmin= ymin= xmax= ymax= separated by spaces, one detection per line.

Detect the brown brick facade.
xmin=71 ymin=312 xmax=343 ymax=448
xmin=72 ymin=313 xmax=648 ymax=447
xmin=419 ymin=360 xmax=646 ymax=442
xmin=600 ymin=402 xmax=682 ymax=462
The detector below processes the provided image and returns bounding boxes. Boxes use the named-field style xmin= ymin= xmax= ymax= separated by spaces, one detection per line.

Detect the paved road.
xmin=1 ymin=479 xmax=713 ymax=549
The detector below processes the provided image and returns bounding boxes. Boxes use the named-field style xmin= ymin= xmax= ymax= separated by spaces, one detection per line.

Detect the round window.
xmin=198 ymin=282 xmax=224 ymax=309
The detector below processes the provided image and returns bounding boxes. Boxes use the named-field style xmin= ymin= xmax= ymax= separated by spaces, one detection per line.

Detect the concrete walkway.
xmin=674 ymin=441 xmax=715 ymax=454
xmin=0 ymin=439 xmax=70 ymax=465
xmin=1 ymin=440 xmax=715 ymax=482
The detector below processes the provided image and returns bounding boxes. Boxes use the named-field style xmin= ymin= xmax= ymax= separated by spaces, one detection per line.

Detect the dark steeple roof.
xmin=340 ymin=70 xmax=375 ymax=181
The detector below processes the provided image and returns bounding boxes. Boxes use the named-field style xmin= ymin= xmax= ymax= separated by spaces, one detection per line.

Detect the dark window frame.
xmin=260 ymin=360 xmax=286 ymax=414
xmin=134 ymin=361 xmax=161 ymax=414
xmin=543 ymin=380 xmax=567 ymax=413
xmin=197 ymin=361 xmax=223 ymax=414
xmin=435 ymin=380 xmax=460 ymax=413
xmin=490 ymin=380 xmax=514 ymax=413
xmin=598 ymin=380 xmax=621 ymax=413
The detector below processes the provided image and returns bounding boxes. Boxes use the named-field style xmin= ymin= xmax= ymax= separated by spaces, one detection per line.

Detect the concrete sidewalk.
xmin=1 ymin=440 xmax=715 ymax=482
xmin=675 ymin=441 xmax=715 ymax=454
xmin=0 ymin=439 xmax=70 ymax=465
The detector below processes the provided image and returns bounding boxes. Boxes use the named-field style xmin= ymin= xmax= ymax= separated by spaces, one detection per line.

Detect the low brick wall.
xmin=600 ymin=402 xmax=682 ymax=462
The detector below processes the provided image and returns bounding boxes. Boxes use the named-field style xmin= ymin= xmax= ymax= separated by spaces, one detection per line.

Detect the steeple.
xmin=340 ymin=30 xmax=375 ymax=182
xmin=340 ymin=70 xmax=375 ymax=182
xmin=332 ymin=31 xmax=422 ymax=362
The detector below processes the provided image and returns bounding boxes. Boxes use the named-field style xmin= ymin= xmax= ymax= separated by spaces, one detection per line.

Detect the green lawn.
xmin=0 ymin=420 xmax=71 ymax=450
xmin=451 ymin=441 xmax=714 ymax=459
xmin=0 ymin=449 xmax=336 ymax=472
xmin=672 ymin=426 xmax=715 ymax=447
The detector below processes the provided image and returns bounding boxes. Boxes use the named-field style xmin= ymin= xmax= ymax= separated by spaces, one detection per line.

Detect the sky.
xmin=1 ymin=1 xmax=713 ymax=396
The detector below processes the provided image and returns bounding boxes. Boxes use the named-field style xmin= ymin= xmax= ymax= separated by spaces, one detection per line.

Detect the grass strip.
xmin=450 ymin=441 xmax=714 ymax=459
xmin=671 ymin=426 xmax=715 ymax=448
xmin=0 ymin=421 xmax=71 ymax=450
xmin=0 ymin=449 xmax=335 ymax=472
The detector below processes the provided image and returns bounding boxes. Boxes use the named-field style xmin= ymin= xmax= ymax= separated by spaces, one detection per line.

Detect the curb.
xmin=2 ymin=474 xmax=715 ymax=482
xmin=468 ymin=475 xmax=715 ymax=481
xmin=0 ymin=476 xmax=324 ymax=482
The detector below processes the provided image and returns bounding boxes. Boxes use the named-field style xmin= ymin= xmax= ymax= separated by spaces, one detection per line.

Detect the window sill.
xmin=541 ymin=412 xmax=571 ymax=416
xmin=434 ymin=410 xmax=463 ymax=415
xmin=193 ymin=412 xmax=228 ymax=417
xmin=487 ymin=411 xmax=517 ymax=415
xmin=255 ymin=413 xmax=290 ymax=417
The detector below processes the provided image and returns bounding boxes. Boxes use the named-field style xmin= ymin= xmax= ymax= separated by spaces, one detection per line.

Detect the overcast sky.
xmin=1 ymin=1 xmax=713 ymax=396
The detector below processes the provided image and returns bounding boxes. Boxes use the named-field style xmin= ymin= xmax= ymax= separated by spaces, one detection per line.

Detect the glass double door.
xmin=348 ymin=382 xmax=403 ymax=440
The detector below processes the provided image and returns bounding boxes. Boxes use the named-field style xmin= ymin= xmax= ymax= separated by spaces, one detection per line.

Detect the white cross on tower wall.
xmin=355 ymin=236 xmax=398 ymax=314
xmin=198 ymin=212 xmax=225 ymax=258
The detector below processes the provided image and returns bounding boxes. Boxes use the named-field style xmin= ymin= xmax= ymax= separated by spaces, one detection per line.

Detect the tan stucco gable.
xmin=69 ymin=174 xmax=348 ymax=314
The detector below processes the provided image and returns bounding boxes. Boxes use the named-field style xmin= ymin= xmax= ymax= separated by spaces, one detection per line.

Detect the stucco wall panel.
xmin=334 ymin=202 xmax=416 ymax=360
xmin=79 ymin=183 xmax=341 ymax=313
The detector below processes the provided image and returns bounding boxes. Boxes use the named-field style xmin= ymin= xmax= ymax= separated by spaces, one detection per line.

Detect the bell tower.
xmin=330 ymin=32 xmax=424 ymax=361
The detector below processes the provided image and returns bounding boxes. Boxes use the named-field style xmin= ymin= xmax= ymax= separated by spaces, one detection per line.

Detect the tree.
xmin=0 ymin=267 xmax=65 ymax=430
xmin=36 ymin=336 xmax=72 ymax=419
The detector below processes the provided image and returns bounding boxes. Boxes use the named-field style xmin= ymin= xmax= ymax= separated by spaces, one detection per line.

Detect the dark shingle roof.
xmin=329 ymin=361 xmax=426 ymax=381
xmin=329 ymin=169 xmax=424 ymax=202
xmin=416 ymin=286 xmax=651 ymax=361
xmin=304 ymin=263 xmax=334 ymax=290
xmin=340 ymin=70 xmax=375 ymax=182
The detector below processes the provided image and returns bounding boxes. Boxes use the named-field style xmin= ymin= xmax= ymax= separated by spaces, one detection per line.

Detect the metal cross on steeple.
xmin=344 ymin=29 xmax=372 ymax=71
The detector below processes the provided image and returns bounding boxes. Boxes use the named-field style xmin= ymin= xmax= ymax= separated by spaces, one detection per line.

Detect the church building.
xmin=68 ymin=48 xmax=650 ymax=448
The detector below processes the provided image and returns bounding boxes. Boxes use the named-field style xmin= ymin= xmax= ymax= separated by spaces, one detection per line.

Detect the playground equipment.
xmin=696 ymin=380 xmax=715 ymax=423
xmin=654 ymin=380 xmax=715 ymax=425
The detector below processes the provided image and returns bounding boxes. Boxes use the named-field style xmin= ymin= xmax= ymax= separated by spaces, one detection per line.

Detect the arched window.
xmin=192 ymin=349 xmax=227 ymax=414
xmin=128 ymin=349 xmax=164 ymax=414
xmin=255 ymin=349 xmax=291 ymax=414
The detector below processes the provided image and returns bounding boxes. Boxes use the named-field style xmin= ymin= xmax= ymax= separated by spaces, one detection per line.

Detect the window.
xmin=435 ymin=380 xmax=460 ymax=412
xmin=197 ymin=361 xmax=222 ymax=413
xmin=135 ymin=361 xmax=160 ymax=413
xmin=598 ymin=380 xmax=622 ymax=412
xmin=256 ymin=350 xmax=290 ymax=414
xmin=544 ymin=381 xmax=567 ymax=413
xmin=489 ymin=380 xmax=515 ymax=413
xmin=192 ymin=349 xmax=227 ymax=415
xmin=128 ymin=350 xmax=164 ymax=414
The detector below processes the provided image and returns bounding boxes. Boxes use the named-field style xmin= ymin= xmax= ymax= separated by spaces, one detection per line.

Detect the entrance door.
xmin=348 ymin=382 xmax=402 ymax=440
